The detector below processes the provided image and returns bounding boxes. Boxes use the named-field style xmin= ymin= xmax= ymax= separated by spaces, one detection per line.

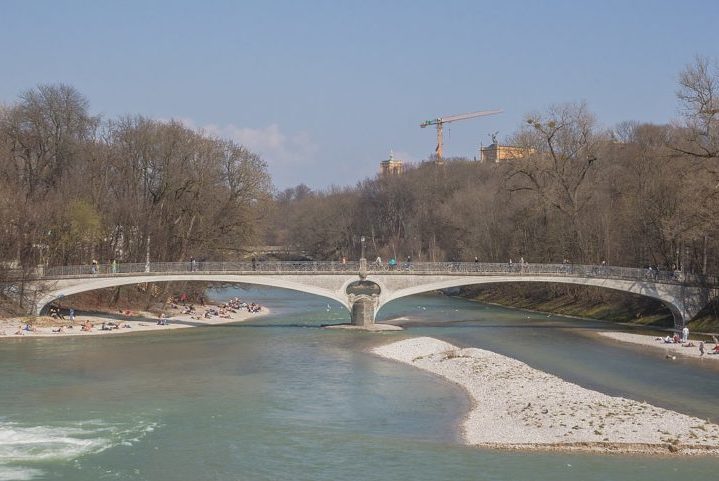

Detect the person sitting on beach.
xmin=712 ymin=335 xmax=719 ymax=345
xmin=713 ymin=344 xmax=719 ymax=354
xmin=663 ymin=336 xmax=673 ymax=343
xmin=672 ymin=334 xmax=680 ymax=343
xmin=81 ymin=321 xmax=93 ymax=332
xmin=52 ymin=326 xmax=64 ymax=334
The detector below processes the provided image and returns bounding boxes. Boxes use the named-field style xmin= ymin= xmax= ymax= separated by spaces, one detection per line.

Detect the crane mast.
xmin=420 ymin=109 xmax=502 ymax=164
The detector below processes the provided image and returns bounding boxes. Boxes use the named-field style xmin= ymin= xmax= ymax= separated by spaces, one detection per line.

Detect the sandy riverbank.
xmin=0 ymin=304 xmax=269 ymax=339
xmin=372 ymin=336 xmax=719 ymax=455
xmin=598 ymin=332 xmax=719 ymax=361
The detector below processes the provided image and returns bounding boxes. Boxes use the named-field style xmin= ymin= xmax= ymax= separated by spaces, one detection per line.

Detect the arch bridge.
xmin=21 ymin=261 xmax=719 ymax=329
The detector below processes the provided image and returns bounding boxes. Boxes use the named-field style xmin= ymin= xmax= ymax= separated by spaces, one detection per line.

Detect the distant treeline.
xmin=0 ymin=84 xmax=272 ymax=275
xmin=1 ymin=57 xmax=718 ymax=280
xmin=266 ymin=58 xmax=719 ymax=274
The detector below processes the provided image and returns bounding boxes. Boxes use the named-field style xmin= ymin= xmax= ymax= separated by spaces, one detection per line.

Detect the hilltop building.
xmin=379 ymin=150 xmax=404 ymax=176
xmin=479 ymin=143 xmax=528 ymax=163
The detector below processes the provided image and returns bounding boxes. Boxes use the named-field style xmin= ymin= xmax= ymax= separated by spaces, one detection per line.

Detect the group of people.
xmin=219 ymin=297 xmax=263 ymax=314
xmin=375 ymin=256 xmax=411 ymax=270
xmin=48 ymin=306 xmax=75 ymax=321
xmin=658 ymin=327 xmax=719 ymax=356
xmin=172 ymin=296 xmax=263 ymax=322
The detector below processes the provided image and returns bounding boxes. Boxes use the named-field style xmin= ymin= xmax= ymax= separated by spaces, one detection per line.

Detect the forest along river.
xmin=1 ymin=287 xmax=718 ymax=481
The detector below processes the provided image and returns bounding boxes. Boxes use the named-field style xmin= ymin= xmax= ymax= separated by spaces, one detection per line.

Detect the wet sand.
xmin=372 ymin=336 xmax=719 ymax=455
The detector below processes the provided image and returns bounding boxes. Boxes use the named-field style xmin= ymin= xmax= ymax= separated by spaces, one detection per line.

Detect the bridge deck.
xmin=24 ymin=261 xmax=715 ymax=287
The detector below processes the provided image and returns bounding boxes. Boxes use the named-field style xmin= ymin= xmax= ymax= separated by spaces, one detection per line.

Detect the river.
xmin=0 ymin=286 xmax=717 ymax=480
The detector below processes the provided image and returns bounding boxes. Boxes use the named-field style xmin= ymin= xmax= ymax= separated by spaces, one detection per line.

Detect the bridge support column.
xmin=350 ymin=296 xmax=375 ymax=327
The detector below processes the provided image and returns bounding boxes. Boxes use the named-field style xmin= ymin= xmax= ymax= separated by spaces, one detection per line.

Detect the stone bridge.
xmin=20 ymin=261 xmax=719 ymax=329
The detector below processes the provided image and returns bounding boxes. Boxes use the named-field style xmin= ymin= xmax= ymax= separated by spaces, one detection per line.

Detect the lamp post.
xmin=145 ymin=236 xmax=150 ymax=273
xmin=359 ymin=235 xmax=367 ymax=275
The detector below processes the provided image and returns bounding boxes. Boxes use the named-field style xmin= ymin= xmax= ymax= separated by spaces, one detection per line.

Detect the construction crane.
xmin=420 ymin=109 xmax=502 ymax=164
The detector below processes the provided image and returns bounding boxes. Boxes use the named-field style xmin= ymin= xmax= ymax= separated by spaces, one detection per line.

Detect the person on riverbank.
xmin=682 ymin=326 xmax=689 ymax=343
xmin=699 ymin=341 xmax=705 ymax=357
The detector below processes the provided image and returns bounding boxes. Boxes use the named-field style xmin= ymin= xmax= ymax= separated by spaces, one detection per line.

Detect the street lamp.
xmin=360 ymin=236 xmax=366 ymax=261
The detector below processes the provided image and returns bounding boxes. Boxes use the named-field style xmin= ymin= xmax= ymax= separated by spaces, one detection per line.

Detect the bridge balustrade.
xmin=27 ymin=261 xmax=717 ymax=287
xmin=39 ymin=261 xmax=362 ymax=278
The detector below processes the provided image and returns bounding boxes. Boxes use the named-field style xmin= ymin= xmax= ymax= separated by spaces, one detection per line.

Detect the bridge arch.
xmin=373 ymin=275 xmax=703 ymax=327
xmin=35 ymin=274 xmax=353 ymax=315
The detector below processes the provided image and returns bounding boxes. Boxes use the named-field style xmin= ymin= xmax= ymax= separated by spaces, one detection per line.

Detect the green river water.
xmin=1 ymin=287 xmax=718 ymax=480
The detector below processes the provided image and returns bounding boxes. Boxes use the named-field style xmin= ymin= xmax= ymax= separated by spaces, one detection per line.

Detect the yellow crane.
xmin=420 ymin=109 xmax=502 ymax=164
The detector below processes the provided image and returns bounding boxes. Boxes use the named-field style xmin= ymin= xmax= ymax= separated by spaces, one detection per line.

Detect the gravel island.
xmin=372 ymin=337 xmax=719 ymax=455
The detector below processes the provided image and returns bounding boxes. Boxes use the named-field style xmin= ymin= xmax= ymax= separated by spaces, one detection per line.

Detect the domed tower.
xmin=379 ymin=150 xmax=404 ymax=176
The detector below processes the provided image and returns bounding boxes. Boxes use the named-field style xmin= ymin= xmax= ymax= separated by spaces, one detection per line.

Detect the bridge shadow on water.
xmin=394 ymin=319 xmax=649 ymax=331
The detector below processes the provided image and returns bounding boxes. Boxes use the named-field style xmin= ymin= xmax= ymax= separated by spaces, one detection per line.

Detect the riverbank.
xmin=457 ymin=283 xmax=719 ymax=333
xmin=0 ymin=304 xmax=269 ymax=338
xmin=372 ymin=336 xmax=719 ymax=455
xmin=598 ymin=331 xmax=719 ymax=361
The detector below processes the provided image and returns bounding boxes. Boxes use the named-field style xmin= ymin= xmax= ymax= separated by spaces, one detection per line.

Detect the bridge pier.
xmin=350 ymin=296 xmax=376 ymax=327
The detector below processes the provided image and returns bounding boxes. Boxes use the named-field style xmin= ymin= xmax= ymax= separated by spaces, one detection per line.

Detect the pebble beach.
xmin=372 ymin=336 xmax=719 ymax=455
xmin=0 ymin=304 xmax=268 ymax=338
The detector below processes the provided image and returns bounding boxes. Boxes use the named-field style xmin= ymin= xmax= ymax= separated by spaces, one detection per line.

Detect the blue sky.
xmin=1 ymin=0 xmax=718 ymax=189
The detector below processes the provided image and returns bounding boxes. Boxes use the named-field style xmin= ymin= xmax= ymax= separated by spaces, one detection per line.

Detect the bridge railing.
xmin=368 ymin=262 xmax=718 ymax=286
xmin=32 ymin=261 xmax=717 ymax=286
xmin=39 ymin=261 xmax=362 ymax=278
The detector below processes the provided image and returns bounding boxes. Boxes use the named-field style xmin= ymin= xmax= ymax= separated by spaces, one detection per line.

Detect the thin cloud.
xmin=175 ymin=119 xmax=319 ymax=187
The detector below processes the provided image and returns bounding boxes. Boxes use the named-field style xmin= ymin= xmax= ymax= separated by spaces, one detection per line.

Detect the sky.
xmin=1 ymin=0 xmax=718 ymax=189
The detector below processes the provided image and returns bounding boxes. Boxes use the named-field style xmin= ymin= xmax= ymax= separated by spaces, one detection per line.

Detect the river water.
xmin=1 ymin=287 xmax=717 ymax=480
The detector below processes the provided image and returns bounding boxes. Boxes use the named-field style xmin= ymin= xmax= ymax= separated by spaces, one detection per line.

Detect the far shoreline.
xmin=0 ymin=303 xmax=270 ymax=339
xmin=596 ymin=331 xmax=719 ymax=362
xmin=453 ymin=295 xmax=719 ymax=337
